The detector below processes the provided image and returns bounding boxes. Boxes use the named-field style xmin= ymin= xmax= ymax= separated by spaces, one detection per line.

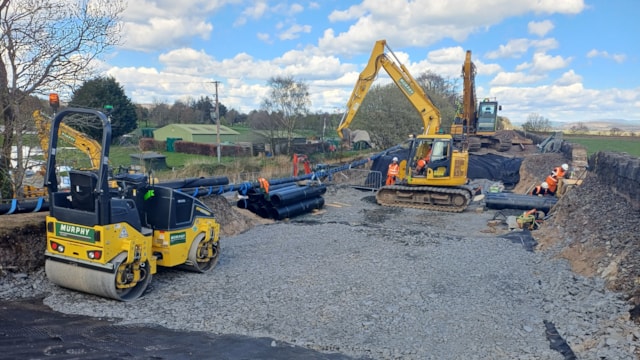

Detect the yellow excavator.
xmin=21 ymin=94 xmax=104 ymax=198
xmin=44 ymin=107 xmax=221 ymax=301
xmin=450 ymin=50 xmax=511 ymax=152
xmin=338 ymin=39 xmax=473 ymax=212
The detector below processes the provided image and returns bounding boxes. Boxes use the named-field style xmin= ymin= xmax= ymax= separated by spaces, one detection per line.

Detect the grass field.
xmin=563 ymin=135 xmax=640 ymax=157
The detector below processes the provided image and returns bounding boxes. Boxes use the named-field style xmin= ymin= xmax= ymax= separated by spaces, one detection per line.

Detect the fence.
xmin=328 ymin=169 xmax=383 ymax=191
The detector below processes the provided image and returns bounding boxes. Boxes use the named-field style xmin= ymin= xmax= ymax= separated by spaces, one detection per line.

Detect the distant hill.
xmin=558 ymin=119 xmax=640 ymax=132
xmin=512 ymin=119 xmax=640 ymax=133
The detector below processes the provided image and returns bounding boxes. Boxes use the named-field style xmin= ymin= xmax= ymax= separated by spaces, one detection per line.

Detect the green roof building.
xmin=153 ymin=124 xmax=240 ymax=144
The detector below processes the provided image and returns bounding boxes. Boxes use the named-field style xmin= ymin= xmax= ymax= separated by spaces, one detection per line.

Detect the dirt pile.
xmin=201 ymin=195 xmax=273 ymax=237
xmin=0 ymin=212 xmax=46 ymax=274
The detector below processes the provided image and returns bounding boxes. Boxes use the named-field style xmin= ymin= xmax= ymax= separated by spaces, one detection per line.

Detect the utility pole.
xmin=212 ymin=81 xmax=221 ymax=163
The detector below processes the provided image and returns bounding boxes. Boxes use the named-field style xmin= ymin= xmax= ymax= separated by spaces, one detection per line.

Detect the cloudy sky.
xmin=102 ymin=0 xmax=639 ymax=124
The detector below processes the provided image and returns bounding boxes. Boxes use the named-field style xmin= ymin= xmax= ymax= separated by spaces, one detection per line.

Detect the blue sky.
xmin=101 ymin=0 xmax=640 ymax=124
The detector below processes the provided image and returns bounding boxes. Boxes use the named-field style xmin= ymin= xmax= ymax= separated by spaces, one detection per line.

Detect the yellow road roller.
xmin=43 ymin=108 xmax=221 ymax=301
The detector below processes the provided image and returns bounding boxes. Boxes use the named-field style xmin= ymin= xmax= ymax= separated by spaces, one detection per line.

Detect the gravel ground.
xmin=2 ymin=184 xmax=638 ymax=360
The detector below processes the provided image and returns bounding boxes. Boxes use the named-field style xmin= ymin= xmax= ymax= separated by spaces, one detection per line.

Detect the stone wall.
xmin=516 ymin=131 xmax=640 ymax=210
xmin=589 ymin=151 xmax=640 ymax=211
xmin=517 ymin=130 xmax=589 ymax=174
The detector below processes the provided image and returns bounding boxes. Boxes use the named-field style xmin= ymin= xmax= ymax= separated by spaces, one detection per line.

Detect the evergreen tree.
xmin=70 ymin=77 xmax=138 ymax=140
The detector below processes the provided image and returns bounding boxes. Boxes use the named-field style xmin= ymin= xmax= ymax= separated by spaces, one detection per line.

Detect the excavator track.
xmin=467 ymin=137 xmax=482 ymax=152
xmin=492 ymin=137 xmax=512 ymax=152
xmin=375 ymin=185 xmax=473 ymax=213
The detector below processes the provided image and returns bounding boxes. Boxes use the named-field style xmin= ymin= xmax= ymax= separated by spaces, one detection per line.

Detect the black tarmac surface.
xmin=0 ymin=298 xmax=358 ymax=360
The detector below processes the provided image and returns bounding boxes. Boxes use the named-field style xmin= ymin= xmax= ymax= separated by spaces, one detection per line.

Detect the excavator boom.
xmin=34 ymin=110 xmax=102 ymax=170
xmin=337 ymin=40 xmax=441 ymax=139
xmin=451 ymin=50 xmax=511 ymax=152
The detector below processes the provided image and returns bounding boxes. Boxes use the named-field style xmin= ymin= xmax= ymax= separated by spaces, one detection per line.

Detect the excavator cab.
xmin=476 ymin=99 xmax=501 ymax=135
xmin=402 ymin=135 xmax=468 ymax=187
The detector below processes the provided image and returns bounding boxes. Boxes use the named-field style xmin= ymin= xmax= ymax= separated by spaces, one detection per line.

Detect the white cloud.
xmin=485 ymin=39 xmax=530 ymax=59
xmin=528 ymin=20 xmax=554 ymax=37
xmin=119 ymin=0 xmax=233 ymax=51
xmin=530 ymin=0 xmax=585 ymax=14
xmin=555 ymin=70 xmax=582 ymax=86
xmin=320 ymin=0 xmax=583 ymax=57
xmin=491 ymin=83 xmax=640 ymax=123
xmin=529 ymin=52 xmax=572 ymax=74
xmin=288 ymin=3 xmax=304 ymax=15
xmin=490 ymin=72 xmax=546 ymax=86
xmin=241 ymin=1 xmax=269 ymax=20
xmin=103 ymin=0 xmax=640 ymax=122
xmin=587 ymin=49 xmax=627 ymax=63
xmin=279 ymin=24 xmax=312 ymax=40
xmin=485 ymin=38 xmax=558 ymax=59
xmin=122 ymin=18 xmax=213 ymax=52
xmin=233 ymin=1 xmax=268 ymax=27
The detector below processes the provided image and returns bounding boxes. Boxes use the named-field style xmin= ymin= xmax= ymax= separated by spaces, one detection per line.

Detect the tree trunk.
xmin=0 ymin=56 xmax=15 ymax=198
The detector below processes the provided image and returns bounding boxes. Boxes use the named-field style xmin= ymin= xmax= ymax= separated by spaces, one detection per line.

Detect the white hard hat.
xmin=392 ymin=157 xmax=398 ymax=162
xmin=541 ymin=181 xmax=549 ymax=189
xmin=561 ymin=164 xmax=569 ymax=171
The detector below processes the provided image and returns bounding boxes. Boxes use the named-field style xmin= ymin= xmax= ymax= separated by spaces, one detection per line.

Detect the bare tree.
xmin=498 ymin=116 xmax=513 ymax=130
xmin=609 ymin=127 xmax=622 ymax=136
xmin=261 ymin=76 xmax=310 ymax=155
xmin=570 ymin=122 xmax=589 ymax=135
xmin=415 ymin=71 xmax=458 ymax=131
xmin=150 ymin=99 xmax=171 ymax=127
xmin=351 ymin=83 xmax=419 ymax=149
xmin=0 ymin=0 xmax=124 ymax=198
xmin=522 ymin=113 xmax=551 ymax=132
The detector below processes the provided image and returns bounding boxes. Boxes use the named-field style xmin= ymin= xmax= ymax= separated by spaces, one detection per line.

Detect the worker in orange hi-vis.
xmin=531 ymin=181 xmax=552 ymax=196
xmin=415 ymin=146 xmax=432 ymax=176
xmin=545 ymin=174 xmax=558 ymax=195
xmin=258 ymin=177 xmax=269 ymax=194
xmin=552 ymin=163 xmax=569 ymax=179
xmin=386 ymin=157 xmax=399 ymax=185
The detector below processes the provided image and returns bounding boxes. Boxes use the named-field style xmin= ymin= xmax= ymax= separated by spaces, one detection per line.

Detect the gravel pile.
xmin=2 ymin=185 xmax=639 ymax=359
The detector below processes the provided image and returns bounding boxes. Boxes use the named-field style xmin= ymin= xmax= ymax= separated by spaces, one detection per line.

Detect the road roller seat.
xmin=69 ymin=170 xmax=98 ymax=212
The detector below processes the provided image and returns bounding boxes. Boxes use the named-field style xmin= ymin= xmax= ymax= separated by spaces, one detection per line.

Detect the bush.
xmin=139 ymin=138 xmax=166 ymax=151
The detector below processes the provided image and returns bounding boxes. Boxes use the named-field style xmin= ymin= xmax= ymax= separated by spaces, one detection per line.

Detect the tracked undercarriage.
xmin=467 ymin=136 xmax=512 ymax=152
xmin=375 ymin=185 xmax=473 ymax=213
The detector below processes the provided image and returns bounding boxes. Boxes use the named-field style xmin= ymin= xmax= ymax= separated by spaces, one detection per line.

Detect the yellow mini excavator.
xmin=338 ymin=39 xmax=473 ymax=212
xmin=43 ymin=108 xmax=221 ymax=301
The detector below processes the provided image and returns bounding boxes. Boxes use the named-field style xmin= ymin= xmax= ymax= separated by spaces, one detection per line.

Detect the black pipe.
xmin=485 ymin=192 xmax=558 ymax=213
xmin=270 ymin=197 xmax=325 ymax=220
xmin=256 ymin=205 xmax=272 ymax=219
xmin=266 ymin=183 xmax=299 ymax=192
xmin=0 ymin=197 xmax=49 ymax=215
xmin=270 ymin=185 xmax=327 ymax=207
xmin=160 ymin=176 xmax=229 ymax=189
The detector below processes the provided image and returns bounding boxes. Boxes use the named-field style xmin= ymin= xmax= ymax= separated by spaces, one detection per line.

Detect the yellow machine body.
xmin=337 ymin=40 xmax=474 ymax=212
xmin=43 ymin=108 xmax=221 ymax=301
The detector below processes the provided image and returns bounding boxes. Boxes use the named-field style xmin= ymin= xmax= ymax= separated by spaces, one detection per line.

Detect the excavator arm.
xmin=337 ymin=39 xmax=441 ymax=139
xmin=461 ymin=50 xmax=477 ymax=133
xmin=34 ymin=110 xmax=102 ymax=170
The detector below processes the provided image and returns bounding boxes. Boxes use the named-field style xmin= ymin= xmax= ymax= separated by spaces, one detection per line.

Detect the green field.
xmin=564 ymin=135 xmax=640 ymax=157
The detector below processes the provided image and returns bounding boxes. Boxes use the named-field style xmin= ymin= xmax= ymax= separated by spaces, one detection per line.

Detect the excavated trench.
xmin=1 ymin=145 xmax=639 ymax=358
